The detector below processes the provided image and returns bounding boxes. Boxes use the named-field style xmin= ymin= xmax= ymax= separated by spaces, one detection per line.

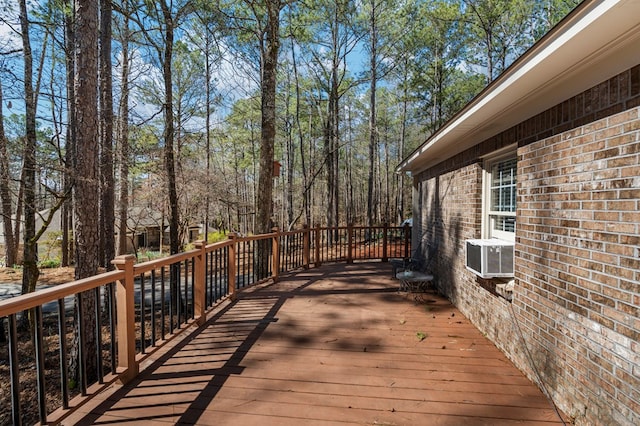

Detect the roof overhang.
xmin=398 ymin=0 xmax=640 ymax=175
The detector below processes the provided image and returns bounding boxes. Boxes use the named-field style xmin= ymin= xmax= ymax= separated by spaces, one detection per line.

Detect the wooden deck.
xmin=66 ymin=263 xmax=567 ymax=425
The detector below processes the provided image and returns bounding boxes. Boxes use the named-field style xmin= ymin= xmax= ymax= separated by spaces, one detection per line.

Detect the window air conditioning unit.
xmin=466 ymin=239 xmax=514 ymax=278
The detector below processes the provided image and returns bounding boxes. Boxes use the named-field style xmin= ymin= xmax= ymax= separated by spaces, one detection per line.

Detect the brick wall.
xmin=414 ymin=65 xmax=639 ymax=425
xmin=517 ymin=106 xmax=639 ymax=425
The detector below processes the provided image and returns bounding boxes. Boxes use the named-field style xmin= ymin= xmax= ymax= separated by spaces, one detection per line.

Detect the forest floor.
xmin=0 ymin=266 xmax=76 ymax=286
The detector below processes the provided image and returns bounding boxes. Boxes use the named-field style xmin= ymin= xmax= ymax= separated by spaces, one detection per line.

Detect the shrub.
xmin=38 ymin=258 xmax=61 ymax=269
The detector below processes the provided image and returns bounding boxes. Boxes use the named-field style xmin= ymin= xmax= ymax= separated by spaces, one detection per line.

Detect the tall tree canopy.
xmin=0 ymin=0 xmax=580 ymax=271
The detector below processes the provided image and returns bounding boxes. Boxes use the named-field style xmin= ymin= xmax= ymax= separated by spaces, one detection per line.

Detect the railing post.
xmin=112 ymin=254 xmax=138 ymax=384
xmin=347 ymin=223 xmax=353 ymax=264
xmin=314 ymin=226 xmax=321 ymax=267
xmin=227 ymin=233 xmax=237 ymax=300
xmin=194 ymin=240 xmax=207 ymax=326
xmin=302 ymin=224 xmax=310 ymax=269
xmin=271 ymin=227 xmax=280 ymax=283
xmin=382 ymin=222 xmax=388 ymax=262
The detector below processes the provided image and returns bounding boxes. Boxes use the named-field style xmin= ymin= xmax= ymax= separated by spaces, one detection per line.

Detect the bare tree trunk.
xmin=345 ymin=105 xmax=354 ymax=224
xmin=366 ymin=0 xmax=378 ymax=230
xmin=396 ymin=66 xmax=408 ymax=224
xmin=255 ymin=0 xmax=280 ymax=278
xmin=323 ymin=2 xmax=344 ymax=239
xmin=331 ymin=79 xmax=339 ymax=232
xmin=116 ymin=12 xmax=130 ymax=255
xmin=62 ymin=0 xmax=75 ymax=267
xmin=324 ymin=69 xmax=339 ymax=237
xmin=13 ymin=169 xmax=23 ymax=264
xmin=384 ymin=123 xmax=390 ymax=223
xmin=204 ymin=27 xmax=212 ymax=240
xmin=18 ymin=0 xmax=40 ymax=296
xmin=100 ymin=0 xmax=115 ymax=269
xmin=0 ymin=80 xmax=16 ymax=267
xmin=256 ymin=0 xmax=279 ymax=235
xmin=291 ymin=36 xmax=310 ymax=226
xmin=284 ymin=64 xmax=294 ymax=229
xmin=160 ymin=0 xmax=181 ymax=255
xmin=72 ymin=0 xmax=100 ymax=386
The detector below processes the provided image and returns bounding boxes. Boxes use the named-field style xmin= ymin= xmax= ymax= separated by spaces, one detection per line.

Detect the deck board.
xmin=66 ymin=263 xmax=567 ymax=425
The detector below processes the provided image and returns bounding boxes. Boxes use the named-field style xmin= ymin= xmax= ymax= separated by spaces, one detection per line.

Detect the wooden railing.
xmin=0 ymin=224 xmax=410 ymax=425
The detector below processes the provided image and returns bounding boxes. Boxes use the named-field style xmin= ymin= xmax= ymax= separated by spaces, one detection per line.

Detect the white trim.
xmin=479 ymin=143 xmax=517 ymax=160
xmin=482 ymin=151 xmax=517 ymax=242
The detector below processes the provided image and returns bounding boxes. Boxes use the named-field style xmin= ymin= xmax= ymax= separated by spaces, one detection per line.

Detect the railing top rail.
xmin=204 ymin=238 xmax=234 ymax=252
xmin=278 ymin=229 xmax=307 ymax=237
xmin=0 ymin=225 xmax=410 ymax=318
xmin=133 ymin=249 xmax=199 ymax=275
xmin=132 ymin=238 xmax=238 ymax=275
xmin=235 ymin=232 xmax=278 ymax=243
xmin=0 ymin=269 xmax=125 ymax=317
xmin=313 ymin=225 xmax=405 ymax=230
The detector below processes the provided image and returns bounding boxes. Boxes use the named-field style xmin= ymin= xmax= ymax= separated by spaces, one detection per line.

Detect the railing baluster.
xmin=279 ymin=235 xmax=284 ymax=272
xmin=282 ymin=234 xmax=285 ymax=271
xmin=8 ymin=314 xmax=21 ymax=426
xmin=187 ymin=259 xmax=191 ymax=320
xmin=140 ymin=272 xmax=146 ymax=354
xmin=292 ymin=233 xmax=296 ymax=268
xmin=213 ymin=247 xmax=220 ymax=303
xmin=193 ymin=258 xmax=197 ymax=318
xmin=214 ymin=249 xmax=218 ymax=302
xmin=93 ymin=287 xmax=104 ymax=384
xmin=288 ymin=234 xmax=292 ymax=270
xmin=245 ymin=241 xmax=250 ymax=287
xmin=151 ymin=270 xmax=156 ymax=346
xmin=77 ymin=293 xmax=87 ymax=395
xmin=161 ymin=265 xmax=166 ymax=339
xmin=287 ymin=234 xmax=291 ymax=270
xmin=170 ymin=264 xmax=176 ymax=332
xmin=242 ymin=240 xmax=246 ymax=288
xmin=174 ymin=262 xmax=182 ymax=329
xmin=183 ymin=259 xmax=189 ymax=321
xmin=212 ymin=249 xmax=217 ymax=304
xmin=215 ymin=248 xmax=220 ymax=301
xmin=250 ymin=240 xmax=254 ymax=285
xmin=206 ymin=250 xmax=212 ymax=306
xmin=58 ymin=298 xmax=69 ymax=409
xmin=215 ymin=249 xmax=218 ymax=303
xmin=193 ymin=257 xmax=197 ymax=315
xmin=94 ymin=287 xmax=103 ymax=384
xmin=108 ymin=283 xmax=117 ymax=374
xmin=252 ymin=239 xmax=256 ymax=284
xmin=34 ymin=306 xmax=47 ymax=423
xmin=236 ymin=242 xmax=240 ymax=290
xmin=221 ymin=246 xmax=226 ymax=299
xmin=295 ymin=233 xmax=299 ymax=268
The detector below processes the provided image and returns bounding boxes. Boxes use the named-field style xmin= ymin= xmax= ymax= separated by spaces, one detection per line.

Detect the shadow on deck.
xmin=67 ymin=262 xmax=566 ymax=425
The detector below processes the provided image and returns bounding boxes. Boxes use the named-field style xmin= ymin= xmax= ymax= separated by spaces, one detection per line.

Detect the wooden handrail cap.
xmin=112 ymin=254 xmax=136 ymax=265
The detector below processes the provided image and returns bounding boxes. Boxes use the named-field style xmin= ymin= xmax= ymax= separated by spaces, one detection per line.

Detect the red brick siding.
xmin=517 ymin=106 xmax=640 ymax=425
xmin=415 ymin=65 xmax=640 ymax=425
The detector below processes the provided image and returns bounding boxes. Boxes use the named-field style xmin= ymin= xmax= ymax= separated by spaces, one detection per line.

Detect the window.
xmin=484 ymin=153 xmax=517 ymax=241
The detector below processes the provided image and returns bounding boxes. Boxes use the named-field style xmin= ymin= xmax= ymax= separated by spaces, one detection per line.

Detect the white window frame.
xmin=482 ymin=148 xmax=517 ymax=242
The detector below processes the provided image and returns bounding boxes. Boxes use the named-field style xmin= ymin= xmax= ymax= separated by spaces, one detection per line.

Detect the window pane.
xmin=487 ymin=155 xmax=517 ymax=240
xmin=490 ymin=158 xmax=517 ymax=213
xmin=492 ymin=216 xmax=516 ymax=233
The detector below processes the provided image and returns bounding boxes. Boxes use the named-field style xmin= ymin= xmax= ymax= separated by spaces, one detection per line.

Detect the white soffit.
xmin=399 ymin=0 xmax=640 ymax=174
